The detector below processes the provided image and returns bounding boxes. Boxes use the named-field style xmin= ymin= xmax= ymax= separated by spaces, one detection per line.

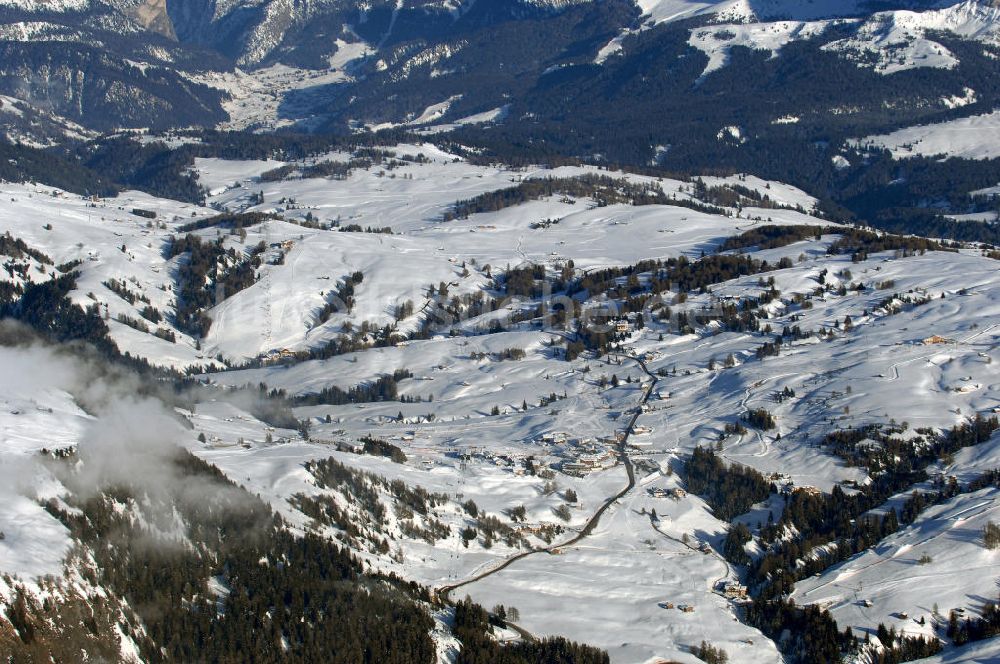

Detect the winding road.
xmin=436 ymin=350 xmax=659 ymax=605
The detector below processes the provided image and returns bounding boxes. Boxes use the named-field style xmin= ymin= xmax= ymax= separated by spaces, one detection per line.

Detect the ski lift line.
xmin=263 ymin=221 xmax=273 ymax=343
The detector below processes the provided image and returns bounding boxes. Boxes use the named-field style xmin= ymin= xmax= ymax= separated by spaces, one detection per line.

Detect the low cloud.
xmin=0 ymin=321 xmax=251 ymax=534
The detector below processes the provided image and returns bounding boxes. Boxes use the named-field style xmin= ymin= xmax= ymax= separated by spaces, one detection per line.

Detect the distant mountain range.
xmin=2 ymin=0 xmax=1000 ymax=188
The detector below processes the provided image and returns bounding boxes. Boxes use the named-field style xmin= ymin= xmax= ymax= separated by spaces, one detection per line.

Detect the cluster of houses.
xmin=457 ymin=446 xmax=543 ymax=475
xmin=539 ymin=432 xmax=572 ymax=445
xmin=647 ymin=486 xmax=687 ymax=500
xmin=720 ymin=582 xmax=749 ymax=601
xmin=261 ymin=347 xmax=298 ymax=364
xmin=659 ymin=601 xmax=696 ymax=613
xmin=330 ymin=440 xmax=364 ymax=454
xmin=768 ymin=472 xmax=821 ymax=497
xmin=640 ymin=391 xmax=671 ymax=414
xmin=531 ymin=432 xmax=624 ymax=476
xmin=628 ymin=425 xmax=655 ymax=454
xmin=780 ymin=482 xmax=821 ymax=497
xmin=562 ymin=449 xmax=616 ymax=475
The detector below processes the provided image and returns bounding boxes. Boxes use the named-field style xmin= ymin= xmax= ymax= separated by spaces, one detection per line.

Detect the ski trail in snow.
xmin=377 ymin=0 xmax=404 ymax=51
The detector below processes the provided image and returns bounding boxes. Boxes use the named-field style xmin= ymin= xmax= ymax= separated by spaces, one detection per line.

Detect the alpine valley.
xmin=1 ymin=1 xmax=1000 ymax=664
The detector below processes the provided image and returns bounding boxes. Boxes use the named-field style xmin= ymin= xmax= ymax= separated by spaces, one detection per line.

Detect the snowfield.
xmin=0 ymin=349 xmax=82 ymax=580
xmin=597 ymin=0 xmax=871 ymax=64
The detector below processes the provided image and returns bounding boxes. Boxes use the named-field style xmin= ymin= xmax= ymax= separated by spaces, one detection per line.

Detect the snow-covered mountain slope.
xmin=824 ymin=0 xmax=1000 ymax=73
xmin=597 ymin=0 xmax=931 ymax=63
xmin=0 ymin=0 xmax=90 ymax=10
xmin=855 ymin=107 xmax=1000 ymax=159
xmin=164 ymin=0 xmax=594 ymax=68
xmin=794 ymin=485 xmax=1000 ymax=642
xmin=192 ymin=151 xmax=832 ymax=362
xmin=682 ymin=0 xmax=1000 ymax=77
xmin=638 ymin=0 xmax=874 ymax=25
xmin=0 ymin=94 xmax=95 ymax=147
xmin=913 ymin=638 xmax=1000 ymax=663
xmin=0 ymin=346 xmax=85 ymax=580
xmin=0 ymin=0 xmax=627 ymax=130
xmin=0 ymin=0 xmax=997 ymax=138
xmin=0 ymin=181 xmax=220 ymax=369
xmin=0 ymin=144 xmax=807 ymax=369
xmin=191 ymin=217 xmax=993 ymax=659
xmin=197 ymin=221 xmax=1000 ymax=662
xmin=0 ymin=6 xmax=229 ymax=132
xmin=688 ymin=18 xmax=835 ymax=78
xmin=3 ymin=141 xmax=1000 ymax=661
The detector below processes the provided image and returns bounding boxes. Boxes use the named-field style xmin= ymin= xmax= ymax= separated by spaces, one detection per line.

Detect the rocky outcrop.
xmin=126 ymin=0 xmax=176 ymax=39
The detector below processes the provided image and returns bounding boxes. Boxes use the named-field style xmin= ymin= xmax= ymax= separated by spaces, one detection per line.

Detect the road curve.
xmin=437 ymin=350 xmax=658 ymax=601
